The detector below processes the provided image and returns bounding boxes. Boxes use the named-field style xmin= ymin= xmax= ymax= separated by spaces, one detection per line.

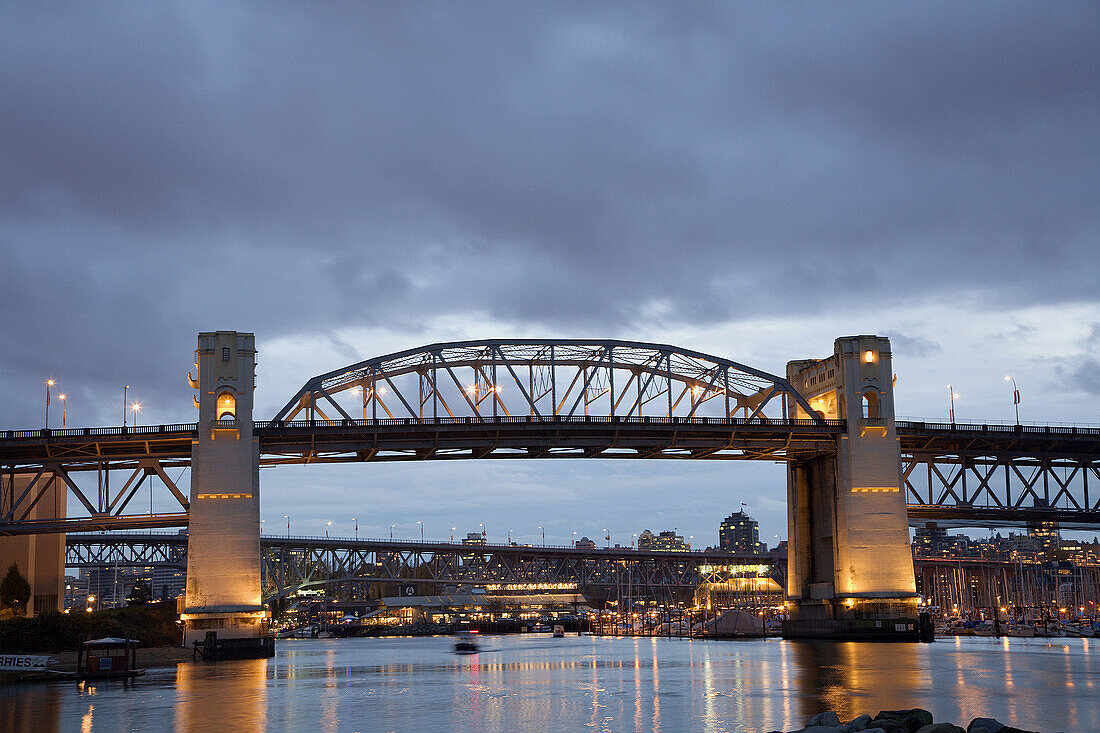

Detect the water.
xmin=2 ymin=635 xmax=1096 ymax=732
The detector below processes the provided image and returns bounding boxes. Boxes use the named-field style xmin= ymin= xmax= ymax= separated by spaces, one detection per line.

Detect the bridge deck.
xmin=4 ymin=417 xmax=1099 ymax=467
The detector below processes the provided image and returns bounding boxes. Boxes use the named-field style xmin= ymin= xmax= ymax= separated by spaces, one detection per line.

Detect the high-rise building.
xmin=719 ymin=511 xmax=765 ymax=554
xmin=1028 ymin=521 xmax=1061 ymax=558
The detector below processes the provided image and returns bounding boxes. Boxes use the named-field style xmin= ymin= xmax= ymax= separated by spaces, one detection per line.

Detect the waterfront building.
xmin=575 ymin=536 xmax=597 ymax=550
xmin=718 ymin=511 xmax=766 ymax=554
xmin=462 ymin=532 xmax=486 ymax=546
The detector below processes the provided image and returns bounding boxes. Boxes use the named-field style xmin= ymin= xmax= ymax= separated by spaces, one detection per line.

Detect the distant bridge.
xmin=65 ymin=532 xmax=773 ymax=602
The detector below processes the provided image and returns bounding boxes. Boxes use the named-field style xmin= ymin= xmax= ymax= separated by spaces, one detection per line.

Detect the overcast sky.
xmin=2 ymin=3 xmax=1098 ymax=547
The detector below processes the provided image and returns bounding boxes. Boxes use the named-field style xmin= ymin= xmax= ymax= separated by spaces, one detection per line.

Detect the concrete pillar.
xmin=785 ymin=336 xmax=918 ymax=637
xmin=0 ymin=472 xmax=66 ymax=614
xmin=182 ymin=332 xmax=268 ymax=645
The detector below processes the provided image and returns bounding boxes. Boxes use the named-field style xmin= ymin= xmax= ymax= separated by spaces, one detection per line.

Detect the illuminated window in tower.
xmin=217 ymin=391 xmax=237 ymax=420
xmin=862 ymin=390 xmax=880 ymax=419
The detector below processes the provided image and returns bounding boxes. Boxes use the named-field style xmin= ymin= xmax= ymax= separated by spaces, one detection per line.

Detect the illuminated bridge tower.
xmin=784 ymin=335 xmax=919 ymax=639
xmin=182 ymin=332 xmax=270 ymax=651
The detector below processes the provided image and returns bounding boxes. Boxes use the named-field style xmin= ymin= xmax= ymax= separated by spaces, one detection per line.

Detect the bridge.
xmin=3 ymin=333 xmax=1098 ymax=643
xmin=64 ymin=533 xmax=774 ymax=604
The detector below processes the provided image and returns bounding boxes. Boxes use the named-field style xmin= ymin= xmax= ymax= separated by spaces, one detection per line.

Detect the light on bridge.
xmin=864 ymin=350 xmax=875 ymax=363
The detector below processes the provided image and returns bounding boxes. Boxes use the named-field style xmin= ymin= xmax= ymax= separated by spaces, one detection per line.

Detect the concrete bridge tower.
xmin=182 ymin=332 xmax=269 ymax=648
xmin=784 ymin=335 xmax=919 ymax=638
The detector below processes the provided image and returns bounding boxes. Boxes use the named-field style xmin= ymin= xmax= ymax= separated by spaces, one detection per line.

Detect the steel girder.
xmin=0 ymin=460 xmax=190 ymax=536
xmin=271 ymin=339 xmax=822 ymax=426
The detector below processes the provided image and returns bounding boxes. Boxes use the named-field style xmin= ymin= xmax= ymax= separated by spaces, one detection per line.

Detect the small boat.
xmin=552 ymin=624 xmax=565 ymax=638
xmin=454 ymin=630 xmax=480 ymax=654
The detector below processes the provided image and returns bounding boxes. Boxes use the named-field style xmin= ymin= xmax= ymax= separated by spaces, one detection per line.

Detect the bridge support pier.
xmin=784 ymin=336 xmax=921 ymax=640
xmin=181 ymin=332 xmax=271 ymax=654
xmin=0 ymin=472 xmax=65 ymax=614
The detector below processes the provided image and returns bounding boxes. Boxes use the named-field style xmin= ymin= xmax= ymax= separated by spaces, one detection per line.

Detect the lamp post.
xmin=538 ymin=525 xmax=544 ymax=547
xmin=59 ymin=393 xmax=67 ymax=427
xmin=325 ymin=520 xmax=332 ymax=539
xmin=572 ymin=531 xmax=577 ymax=548
xmin=632 ymin=532 xmax=637 ymax=549
xmin=45 ymin=379 xmax=54 ymax=427
xmin=353 ymin=517 xmax=358 ymax=541
xmin=1004 ymin=375 xmax=1020 ymax=424
xmin=603 ymin=528 xmax=609 ymax=548
xmin=451 ymin=526 xmax=456 ymax=543
xmin=418 ymin=520 xmax=423 ymax=542
xmin=508 ymin=528 xmax=513 ymax=544
xmin=260 ymin=519 xmax=265 ymax=535
xmin=284 ymin=514 xmax=290 ymax=536
xmin=947 ymin=385 xmax=959 ymax=424
xmin=123 ymin=385 xmax=129 ymax=427
xmin=131 ymin=402 xmax=141 ymax=427
xmin=479 ymin=522 xmax=485 ymax=539
xmin=390 ymin=524 xmax=396 ymax=540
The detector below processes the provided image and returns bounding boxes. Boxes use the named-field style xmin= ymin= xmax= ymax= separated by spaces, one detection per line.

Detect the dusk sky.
xmin=2 ymin=3 xmax=1098 ymax=547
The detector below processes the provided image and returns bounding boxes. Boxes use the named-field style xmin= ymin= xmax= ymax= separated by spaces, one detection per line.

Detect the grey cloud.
xmin=1 ymin=2 xmax=1099 ymax=427
xmin=1070 ymin=358 xmax=1100 ymax=397
xmin=884 ymin=332 xmax=942 ymax=358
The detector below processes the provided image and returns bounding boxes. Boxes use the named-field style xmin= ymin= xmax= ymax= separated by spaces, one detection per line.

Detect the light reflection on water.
xmin=0 ymin=635 xmax=1095 ymax=732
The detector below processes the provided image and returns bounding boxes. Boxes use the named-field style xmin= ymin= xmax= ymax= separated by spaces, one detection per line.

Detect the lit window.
xmin=217 ymin=391 xmax=236 ymax=420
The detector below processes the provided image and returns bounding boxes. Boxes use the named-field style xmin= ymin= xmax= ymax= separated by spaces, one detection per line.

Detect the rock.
xmin=842 ymin=714 xmax=874 ymax=731
xmin=998 ymin=728 xmax=1041 ymax=733
xmin=969 ymin=729 xmax=994 ymax=733
xmin=915 ymin=725 xmax=964 ymax=733
xmin=808 ymin=712 xmax=843 ymax=727
xmin=874 ymin=709 xmax=934 ymax=732
xmin=967 ymin=720 xmax=1004 ymax=733
xmin=803 ymin=726 xmax=843 ymax=733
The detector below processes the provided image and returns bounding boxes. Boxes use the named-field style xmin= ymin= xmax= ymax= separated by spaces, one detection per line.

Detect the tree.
xmin=127 ymin=579 xmax=152 ymax=606
xmin=0 ymin=563 xmax=32 ymax=615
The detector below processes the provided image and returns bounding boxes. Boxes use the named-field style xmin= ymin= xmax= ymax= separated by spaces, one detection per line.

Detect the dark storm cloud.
xmin=1 ymin=2 xmax=1098 ymax=425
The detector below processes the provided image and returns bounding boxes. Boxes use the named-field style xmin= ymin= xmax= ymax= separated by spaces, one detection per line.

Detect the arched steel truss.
xmin=272 ymin=340 xmax=820 ymax=426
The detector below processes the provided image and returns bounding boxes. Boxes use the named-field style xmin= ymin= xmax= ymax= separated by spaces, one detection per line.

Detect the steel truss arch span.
xmin=272 ymin=339 xmax=821 ymax=426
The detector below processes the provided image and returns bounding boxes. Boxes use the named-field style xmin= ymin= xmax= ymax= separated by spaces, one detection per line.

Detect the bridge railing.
xmin=1 ymin=423 xmax=199 ymax=439
xmin=896 ymin=420 xmax=1100 ymax=437
xmin=257 ymin=415 xmax=845 ymax=429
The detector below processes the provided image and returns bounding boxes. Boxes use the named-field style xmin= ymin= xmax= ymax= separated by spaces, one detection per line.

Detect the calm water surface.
xmin=2 ymin=634 xmax=1096 ymax=732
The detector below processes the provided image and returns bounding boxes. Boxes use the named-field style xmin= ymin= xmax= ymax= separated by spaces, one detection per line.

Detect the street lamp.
xmin=418 ymin=520 xmax=423 ymax=542
xmin=390 ymin=524 xmax=396 ymax=540
xmin=603 ymin=528 xmax=609 ymax=548
xmin=572 ymin=531 xmax=577 ymax=547
xmin=284 ymin=514 xmax=290 ymax=536
xmin=947 ymin=385 xmax=959 ymax=424
xmin=538 ymin=525 xmax=544 ymax=547
xmin=689 ymin=535 xmax=694 ymax=551
xmin=45 ymin=379 xmax=54 ymax=427
xmin=59 ymin=393 xmax=67 ymax=427
xmin=479 ymin=522 xmax=485 ymax=539
xmin=632 ymin=532 xmax=638 ymax=549
xmin=325 ymin=520 xmax=332 ymax=539
xmin=131 ymin=402 xmax=142 ymax=427
xmin=1004 ymin=375 xmax=1020 ymax=424
xmin=508 ymin=528 xmax=513 ymax=544
xmin=123 ymin=385 xmax=130 ymax=426
xmin=260 ymin=519 xmax=265 ymax=534
xmin=451 ymin=526 xmax=456 ymax=543
xmin=352 ymin=517 xmax=358 ymax=541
